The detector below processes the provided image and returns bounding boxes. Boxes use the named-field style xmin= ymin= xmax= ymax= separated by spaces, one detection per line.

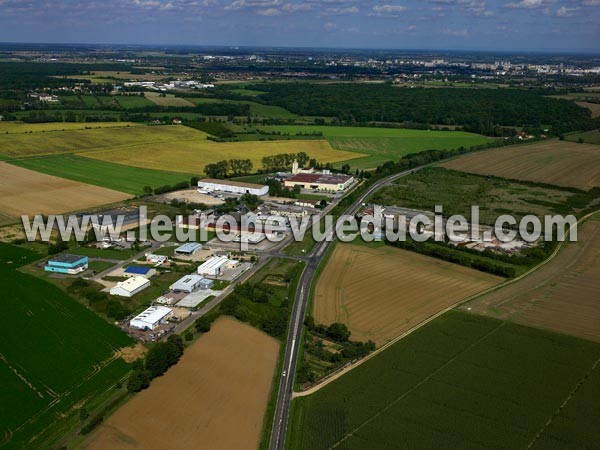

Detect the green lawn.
xmin=565 ymin=129 xmax=600 ymax=145
xmin=69 ymin=245 xmax=138 ymax=260
xmin=256 ymin=125 xmax=492 ymax=169
xmin=10 ymin=154 xmax=194 ymax=195
xmin=0 ymin=243 xmax=132 ymax=449
xmin=287 ymin=311 xmax=600 ymax=450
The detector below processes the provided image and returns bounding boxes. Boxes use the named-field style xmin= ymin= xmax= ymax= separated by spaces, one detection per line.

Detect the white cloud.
xmin=320 ymin=5 xmax=358 ymax=15
xmin=225 ymin=0 xmax=281 ymax=10
xmin=505 ymin=0 xmax=545 ymax=9
xmin=257 ymin=6 xmax=280 ymax=14
xmin=556 ymin=5 xmax=579 ymax=16
xmin=370 ymin=4 xmax=407 ymax=17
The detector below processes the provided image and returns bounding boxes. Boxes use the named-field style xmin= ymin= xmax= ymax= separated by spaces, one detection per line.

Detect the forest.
xmin=255 ymin=83 xmax=598 ymax=134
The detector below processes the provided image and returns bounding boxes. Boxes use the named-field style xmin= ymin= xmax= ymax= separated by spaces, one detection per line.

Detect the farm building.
xmin=110 ymin=276 xmax=151 ymax=297
xmin=170 ymin=274 xmax=206 ymax=293
xmin=197 ymin=255 xmax=229 ymax=277
xmin=124 ymin=266 xmax=156 ymax=279
xmin=283 ymin=173 xmax=353 ymax=192
xmin=129 ymin=306 xmax=173 ymax=330
xmin=44 ymin=254 xmax=89 ymax=275
xmin=174 ymin=242 xmax=202 ymax=256
xmin=198 ymin=178 xmax=269 ymax=196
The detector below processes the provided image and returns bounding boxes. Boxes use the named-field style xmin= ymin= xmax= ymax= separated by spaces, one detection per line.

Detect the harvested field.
xmin=144 ymin=91 xmax=195 ymax=107
xmin=83 ymin=317 xmax=279 ymax=450
xmin=461 ymin=215 xmax=600 ymax=342
xmin=0 ymin=162 xmax=131 ymax=220
xmin=83 ymin=138 xmax=361 ymax=174
xmin=313 ymin=244 xmax=501 ymax=345
xmin=0 ymin=121 xmax=135 ymax=134
xmin=576 ymin=101 xmax=600 ymax=118
xmin=441 ymin=140 xmax=600 ymax=190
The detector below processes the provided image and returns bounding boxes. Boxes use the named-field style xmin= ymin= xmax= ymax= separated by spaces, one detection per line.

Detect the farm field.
xmin=113 ymin=95 xmax=155 ymax=109
xmin=83 ymin=138 xmax=362 ymax=174
xmin=441 ymin=140 xmax=600 ymax=190
xmin=565 ymin=129 xmax=600 ymax=145
xmin=575 ymin=101 xmax=600 ymax=118
xmin=461 ymin=215 xmax=600 ymax=342
xmin=256 ymin=125 xmax=492 ymax=169
xmin=0 ymin=162 xmax=131 ymax=222
xmin=144 ymin=91 xmax=195 ymax=107
xmin=313 ymin=243 xmax=501 ymax=345
xmin=0 ymin=123 xmax=203 ymax=159
xmin=371 ymin=167 xmax=578 ymax=225
xmin=0 ymin=243 xmax=133 ymax=449
xmin=82 ymin=317 xmax=279 ymax=450
xmin=287 ymin=311 xmax=600 ymax=450
xmin=11 ymin=154 xmax=193 ymax=195
xmin=0 ymin=121 xmax=133 ymax=134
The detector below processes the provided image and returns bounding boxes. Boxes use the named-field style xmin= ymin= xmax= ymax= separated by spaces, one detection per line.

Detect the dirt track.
xmin=313 ymin=244 xmax=500 ymax=345
xmin=0 ymin=162 xmax=130 ymax=220
xmin=82 ymin=317 xmax=279 ymax=450
xmin=462 ymin=216 xmax=600 ymax=342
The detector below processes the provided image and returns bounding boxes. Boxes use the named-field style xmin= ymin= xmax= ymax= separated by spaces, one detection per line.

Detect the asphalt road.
xmin=269 ymin=168 xmax=418 ymax=450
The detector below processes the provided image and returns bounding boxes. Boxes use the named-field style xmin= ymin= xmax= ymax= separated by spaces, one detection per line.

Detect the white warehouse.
xmin=170 ymin=274 xmax=205 ymax=293
xmin=109 ymin=276 xmax=150 ymax=297
xmin=198 ymin=178 xmax=269 ymax=196
xmin=129 ymin=306 xmax=173 ymax=330
xmin=197 ymin=255 xmax=229 ymax=277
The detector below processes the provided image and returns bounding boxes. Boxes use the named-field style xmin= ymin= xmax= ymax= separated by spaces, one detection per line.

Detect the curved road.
xmin=269 ymin=167 xmax=420 ymax=450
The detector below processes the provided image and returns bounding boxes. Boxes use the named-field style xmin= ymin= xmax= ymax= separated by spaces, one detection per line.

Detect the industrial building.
xmin=44 ymin=254 xmax=89 ymax=274
xmin=170 ymin=274 xmax=206 ymax=293
xmin=198 ymin=178 xmax=269 ymax=196
xmin=146 ymin=253 xmax=169 ymax=264
xmin=174 ymin=242 xmax=202 ymax=256
xmin=283 ymin=172 xmax=353 ymax=192
xmin=129 ymin=306 xmax=173 ymax=330
xmin=110 ymin=276 xmax=151 ymax=297
xmin=197 ymin=255 xmax=229 ymax=277
xmin=124 ymin=266 xmax=156 ymax=279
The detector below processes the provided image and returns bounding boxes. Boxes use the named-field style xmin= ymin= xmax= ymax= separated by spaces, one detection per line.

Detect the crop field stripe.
xmin=328 ymin=321 xmax=506 ymax=449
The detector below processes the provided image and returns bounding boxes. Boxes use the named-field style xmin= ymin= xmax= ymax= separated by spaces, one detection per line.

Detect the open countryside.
xmin=313 ymin=243 xmax=501 ymax=345
xmin=461 ymin=215 xmax=600 ymax=343
xmin=287 ymin=311 xmax=600 ymax=450
xmin=0 ymin=243 xmax=133 ymax=449
xmin=11 ymin=154 xmax=193 ymax=195
xmin=82 ymin=317 xmax=279 ymax=450
xmin=256 ymin=125 xmax=492 ymax=169
xmin=0 ymin=162 xmax=131 ymax=223
xmin=441 ymin=140 xmax=600 ymax=190
xmin=82 ymin=137 xmax=362 ymax=174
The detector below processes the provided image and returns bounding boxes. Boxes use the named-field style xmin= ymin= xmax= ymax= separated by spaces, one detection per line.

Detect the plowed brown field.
xmin=313 ymin=244 xmax=501 ymax=345
xmin=82 ymin=317 xmax=279 ymax=450
xmin=441 ymin=140 xmax=600 ymax=190
xmin=462 ymin=215 xmax=600 ymax=342
xmin=0 ymin=162 xmax=130 ymax=221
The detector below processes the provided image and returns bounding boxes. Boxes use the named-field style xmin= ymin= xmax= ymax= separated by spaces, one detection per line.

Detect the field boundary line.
xmin=327 ymin=322 xmax=506 ymax=449
xmin=293 ymin=209 xmax=600 ymax=398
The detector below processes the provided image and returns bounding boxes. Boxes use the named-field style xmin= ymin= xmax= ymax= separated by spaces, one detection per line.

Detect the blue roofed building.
xmin=124 ymin=265 xmax=156 ymax=279
xmin=45 ymin=254 xmax=89 ymax=275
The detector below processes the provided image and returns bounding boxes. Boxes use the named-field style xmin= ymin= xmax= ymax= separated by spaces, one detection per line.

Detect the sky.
xmin=0 ymin=0 xmax=599 ymax=52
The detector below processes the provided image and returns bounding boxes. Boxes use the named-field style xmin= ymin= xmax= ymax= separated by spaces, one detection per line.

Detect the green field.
xmin=371 ymin=167 xmax=580 ymax=225
xmin=287 ymin=311 xmax=600 ymax=450
xmin=0 ymin=243 xmax=132 ymax=449
xmin=114 ymin=95 xmax=155 ymax=109
xmin=0 ymin=123 xmax=205 ymax=159
xmin=565 ymin=129 xmax=600 ymax=145
xmin=255 ymin=125 xmax=492 ymax=168
xmin=10 ymin=154 xmax=194 ymax=195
